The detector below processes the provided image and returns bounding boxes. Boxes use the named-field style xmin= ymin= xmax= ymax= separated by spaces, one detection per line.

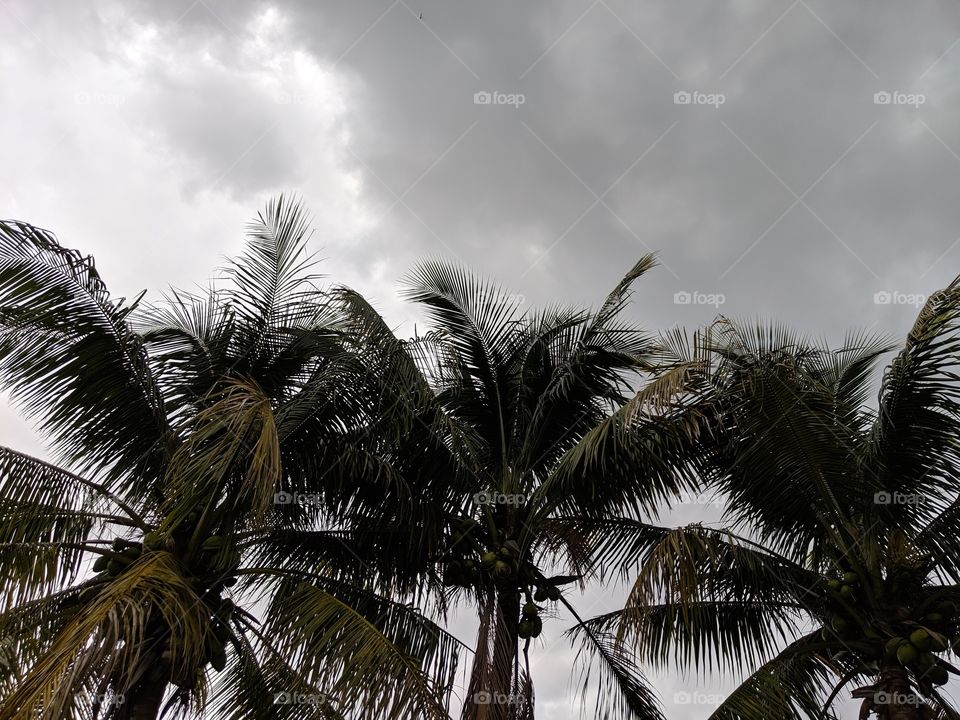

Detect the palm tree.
xmin=574 ymin=281 xmax=960 ymax=719
xmin=0 ymin=199 xmax=461 ymax=719
xmin=340 ymin=257 xmax=707 ymax=720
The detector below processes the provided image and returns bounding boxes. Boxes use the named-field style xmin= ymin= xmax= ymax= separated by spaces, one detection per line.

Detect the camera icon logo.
xmin=873 ymin=291 xmax=892 ymax=305
xmin=673 ymin=291 xmax=692 ymax=305
xmin=874 ymin=91 xmax=892 ymax=105
xmin=474 ymin=91 xmax=492 ymax=105
xmin=273 ymin=692 xmax=292 ymax=704
xmin=473 ymin=491 xmax=492 ymax=505
xmin=273 ymin=491 xmax=294 ymax=505
xmin=874 ymin=491 xmax=892 ymax=505
xmin=673 ymin=91 xmax=691 ymax=105
xmin=473 ymin=691 xmax=492 ymax=704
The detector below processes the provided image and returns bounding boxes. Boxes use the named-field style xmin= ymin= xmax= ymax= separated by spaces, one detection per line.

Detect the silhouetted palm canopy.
xmin=341 ymin=254 xmax=714 ymax=720
xmin=575 ymin=281 xmax=960 ymax=720
xmin=0 ymin=199 xmax=462 ymax=720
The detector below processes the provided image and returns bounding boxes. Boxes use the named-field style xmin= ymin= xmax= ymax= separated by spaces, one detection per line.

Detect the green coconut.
xmin=897 ymin=643 xmax=919 ymax=666
xmin=910 ymin=628 xmax=932 ymax=652
xmin=493 ymin=561 xmax=512 ymax=579
xmin=518 ymin=620 xmax=534 ymax=639
xmin=826 ymin=578 xmax=842 ymax=591
xmin=937 ymin=601 xmax=957 ymax=619
xmin=92 ymin=555 xmax=110 ymax=572
xmin=924 ymin=612 xmax=945 ymax=626
xmin=522 ymin=602 xmax=538 ymax=617
xmin=546 ymin=586 xmax=561 ymax=601
xmin=831 ymin=616 xmax=849 ymax=634
xmin=884 ymin=636 xmax=907 ymax=660
xmin=839 ymin=585 xmax=856 ymax=600
xmin=480 ymin=551 xmax=498 ymax=568
xmin=534 ymin=587 xmax=548 ymax=602
xmin=842 ymin=571 xmax=859 ymax=585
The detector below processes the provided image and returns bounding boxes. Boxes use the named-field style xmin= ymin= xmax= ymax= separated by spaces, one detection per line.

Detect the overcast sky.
xmin=2 ymin=1 xmax=960 ymax=718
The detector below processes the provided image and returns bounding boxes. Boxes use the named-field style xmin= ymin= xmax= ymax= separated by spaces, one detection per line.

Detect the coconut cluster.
xmin=820 ymin=570 xmax=957 ymax=688
xmin=86 ymin=523 xmax=241 ymax=688
xmin=442 ymin=519 xmax=564 ymax=642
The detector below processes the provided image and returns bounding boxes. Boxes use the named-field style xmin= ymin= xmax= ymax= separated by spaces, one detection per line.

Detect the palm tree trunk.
xmin=488 ymin=589 xmax=519 ymax=720
xmin=874 ymin=665 xmax=923 ymax=720
xmin=116 ymin=653 xmax=168 ymax=720
xmin=463 ymin=589 xmax=519 ymax=720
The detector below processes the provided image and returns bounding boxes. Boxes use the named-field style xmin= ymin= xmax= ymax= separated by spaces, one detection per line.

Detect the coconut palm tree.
xmin=338 ymin=257 xmax=712 ymax=720
xmin=574 ymin=280 xmax=960 ymax=720
xmin=0 ymin=199 xmax=461 ymax=720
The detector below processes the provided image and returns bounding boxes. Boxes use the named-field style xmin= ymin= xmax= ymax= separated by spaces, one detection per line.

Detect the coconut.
xmin=910 ymin=628 xmax=932 ymax=652
xmin=831 ymin=616 xmax=849 ymax=634
xmin=493 ymin=561 xmax=512 ymax=579
xmin=518 ymin=620 xmax=533 ymax=639
xmin=924 ymin=612 xmax=945 ymax=626
xmin=937 ymin=601 xmax=957 ymax=619
xmin=839 ymin=585 xmax=855 ymax=600
xmin=546 ymin=586 xmax=561 ymax=601
xmin=842 ymin=571 xmax=859 ymax=585
xmin=92 ymin=555 xmax=110 ymax=572
xmin=884 ymin=637 xmax=906 ymax=660
xmin=522 ymin=602 xmax=538 ymax=617
xmin=529 ymin=616 xmax=543 ymax=638
xmin=208 ymin=644 xmax=227 ymax=672
xmin=826 ymin=578 xmax=842 ymax=591
xmin=534 ymin=587 xmax=548 ymax=602
xmin=929 ymin=665 xmax=949 ymax=686
xmin=897 ymin=643 xmax=919 ymax=666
